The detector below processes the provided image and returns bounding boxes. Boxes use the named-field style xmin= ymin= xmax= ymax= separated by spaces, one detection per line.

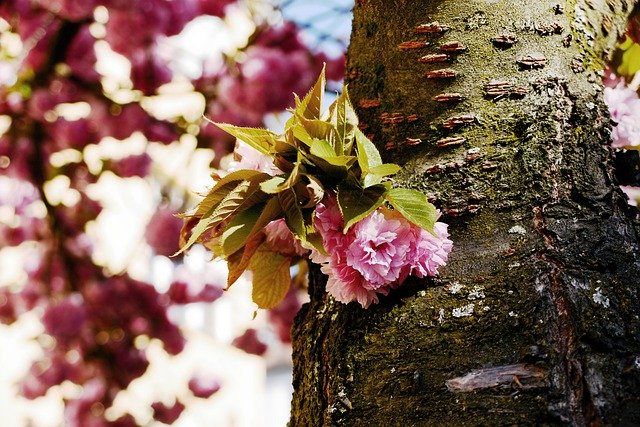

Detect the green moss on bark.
xmin=290 ymin=1 xmax=640 ymax=425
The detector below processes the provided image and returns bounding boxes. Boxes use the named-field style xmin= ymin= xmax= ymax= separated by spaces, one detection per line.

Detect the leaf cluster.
xmin=180 ymin=68 xmax=437 ymax=308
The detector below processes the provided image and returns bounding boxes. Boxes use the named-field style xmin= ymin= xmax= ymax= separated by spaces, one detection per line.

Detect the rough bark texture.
xmin=290 ymin=0 xmax=640 ymax=425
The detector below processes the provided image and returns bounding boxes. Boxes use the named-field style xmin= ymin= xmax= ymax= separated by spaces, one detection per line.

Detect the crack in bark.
xmin=533 ymin=205 xmax=601 ymax=426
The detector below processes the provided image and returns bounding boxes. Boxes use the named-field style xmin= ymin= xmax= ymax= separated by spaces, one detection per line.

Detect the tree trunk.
xmin=290 ymin=0 xmax=640 ymax=425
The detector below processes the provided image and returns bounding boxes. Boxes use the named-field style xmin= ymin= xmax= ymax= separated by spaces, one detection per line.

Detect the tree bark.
xmin=290 ymin=0 xmax=640 ymax=425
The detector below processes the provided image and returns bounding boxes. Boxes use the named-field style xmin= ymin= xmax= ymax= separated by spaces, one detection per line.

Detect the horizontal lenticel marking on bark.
xmin=418 ymin=53 xmax=450 ymax=63
xmin=436 ymin=136 xmax=466 ymax=148
xmin=398 ymin=41 xmax=430 ymax=50
xmin=425 ymin=68 xmax=458 ymax=79
xmin=414 ymin=22 xmax=449 ymax=34
xmin=440 ymin=41 xmax=466 ymax=53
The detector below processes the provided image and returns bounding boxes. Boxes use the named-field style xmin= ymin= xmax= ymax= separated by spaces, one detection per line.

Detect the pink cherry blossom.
xmin=313 ymin=195 xmax=452 ymax=308
xmin=322 ymin=257 xmax=384 ymax=308
xmin=313 ymin=195 xmax=348 ymax=252
xmin=145 ymin=206 xmax=183 ymax=257
xmin=227 ymin=142 xmax=282 ymax=175
xmin=621 ymin=185 xmax=640 ymax=206
xmin=347 ymin=210 xmax=413 ymax=289
xmin=151 ymin=400 xmax=185 ymax=424
xmin=264 ymin=219 xmax=308 ymax=257
xmin=603 ymin=78 xmax=640 ymax=148
xmin=232 ymin=328 xmax=267 ymax=355
xmin=407 ymin=221 xmax=453 ymax=278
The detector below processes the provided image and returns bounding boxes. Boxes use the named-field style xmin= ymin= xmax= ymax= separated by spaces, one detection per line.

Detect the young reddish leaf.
xmin=274 ymin=135 xmax=299 ymax=158
xmin=177 ymin=180 xmax=253 ymax=254
xmin=208 ymin=182 xmax=256 ymax=226
xmin=249 ymin=245 xmax=292 ymax=309
xmin=299 ymin=174 xmax=325 ymax=208
xmin=225 ymin=196 xmax=283 ymax=286
xmin=337 ymin=178 xmax=389 ymax=232
xmin=385 ymin=188 xmax=437 ymax=235
xmin=179 ymin=171 xmax=274 ymax=255
xmin=226 ymin=231 xmax=266 ymax=288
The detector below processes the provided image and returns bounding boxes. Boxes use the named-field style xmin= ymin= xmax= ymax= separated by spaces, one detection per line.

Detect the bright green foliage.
xmin=338 ymin=178 xmax=389 ymax=232
xmin=181 ymin=68 xmax=438 ymax=308
xmin=616 ymin=37 xmax=640 ymax=79
xmin=385 ymin=188 xmax=438 ymax=236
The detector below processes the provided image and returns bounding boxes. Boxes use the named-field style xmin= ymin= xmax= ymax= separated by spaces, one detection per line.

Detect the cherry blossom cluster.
xmin=604 ymin=72 xmax=640 ymax=149
xmin=312 ymin=196 xmax=452 ymax=308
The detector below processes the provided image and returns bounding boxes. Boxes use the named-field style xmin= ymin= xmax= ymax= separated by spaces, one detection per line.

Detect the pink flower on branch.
xmin=603 ymin=78 xmax=640 ymax=148
xmin=227 ymin=142 xmax=282 ymax=176
xmin=314 ymin=195 xmax=453 ymax=308
xmin=264 ymin=219 xmax=308 ymax=257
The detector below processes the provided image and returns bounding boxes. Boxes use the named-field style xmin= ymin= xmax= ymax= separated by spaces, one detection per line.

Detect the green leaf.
xmin=363 ymin=163 xmax=401 ymax=187
xmin=224 ymin=196 xmax=284 ymax=286
xmin=310 ymin=138 xmax=336 ymax=158
xmin=179 ymin=174 xmax=271 ymax=255
xmin=220 ymin=204 xmax=263 ymax=256
xmin=250 ymin=245 xmax=292 ymax=309
xmin=176 ymin=212 xmax=218 ymax=256
xmin=224 ymin=195 xmax=283 ymax=254
xmin=385 ymin=188 xmax=437 ymax=235
xmin=328 ymin=85 xmax=358 ymax=155
xmin=355 ymin=128 xmax=382 ymax=173
xmin=260 ymin=162 xmax=303 ymax=194
xmin=209 ymin=123 xmax=277 ymax=155
xmin=260 ymin=176 xmax=286 ymax=194
xmin=194 ymin=170 xmax=269 ymax=217
xmin=273 ymin=136 xmax=299 ymax=158
xmin=177 ymin=179 xmax=257 ymax=256
xmin=617 ymin=39 xmax=640 ymax=79
xmin=279 ymin=162 xmax=303 ymax=190
xmin=294 ymin=65 xmax=325 ymax=120
xmin=337 ymin=178 xmax=388 ymax=232
xmin=208 ymin=173 xmax=273 ymax=227
xmin=206 ymin=179 xmax=253 ymax=226
xmin=296 ymin=116 xmax=337 ymax=148
xmin=369 ymin=163 xmax=401 ymax=176
xmin=291 ymin=123 xmax=314 ymax=147
xmin=302 ymin=152 xmax=355 ymax=179
xmin=278 ymin=189 xmax=306 ymax=240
